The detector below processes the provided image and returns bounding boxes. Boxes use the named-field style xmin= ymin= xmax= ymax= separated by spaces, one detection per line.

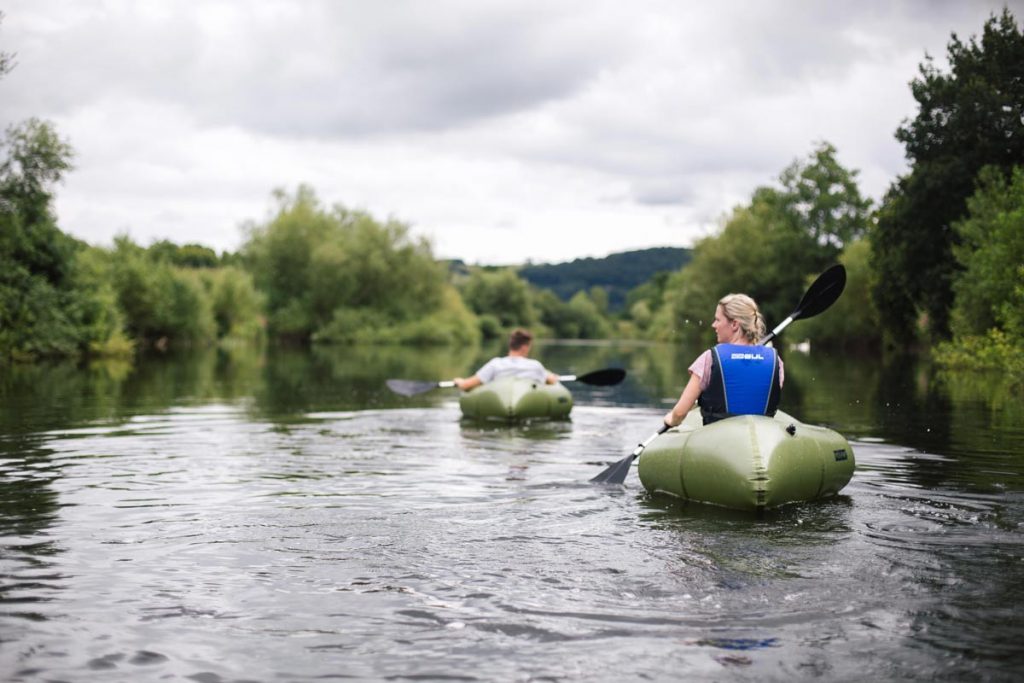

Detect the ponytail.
xmin=718 ymin=294 xmax=766 ymax=343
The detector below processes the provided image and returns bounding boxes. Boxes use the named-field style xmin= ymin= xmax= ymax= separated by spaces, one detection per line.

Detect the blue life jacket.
xmin=698 ymin=343 xmax=781 ymax=425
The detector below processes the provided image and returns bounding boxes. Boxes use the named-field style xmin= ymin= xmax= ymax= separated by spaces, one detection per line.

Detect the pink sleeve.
xmin=778 ymin=356 xmax=785 ymax=387
xmin=688 ymin=349 xmax=714 ymax=392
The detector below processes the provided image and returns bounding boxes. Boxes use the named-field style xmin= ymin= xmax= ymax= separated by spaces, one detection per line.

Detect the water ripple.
xmin=1 ymin=402 xmax=1023 ymax=681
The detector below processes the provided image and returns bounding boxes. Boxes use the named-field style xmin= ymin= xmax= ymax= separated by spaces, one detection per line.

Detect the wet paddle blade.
xmin=385 ymin=379 xmax=441 ymax=397
xmin=590 ymin=424 xmax=670 ymax=484
xmin=589 ymin=453 xmax=637 ymax=484
xmin=574 ymin=368 xmax=627 ymax=386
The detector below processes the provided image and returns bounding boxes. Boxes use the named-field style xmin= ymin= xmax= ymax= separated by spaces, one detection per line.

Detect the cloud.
xmin=4 ymin=1 xmax=628 ymax=137
xmin=2 ymin=0 xmax=1020 ymax=263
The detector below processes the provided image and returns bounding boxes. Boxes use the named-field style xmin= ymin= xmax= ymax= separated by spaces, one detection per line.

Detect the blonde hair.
xmin=718 ymin=293 xmax=766 ymax=343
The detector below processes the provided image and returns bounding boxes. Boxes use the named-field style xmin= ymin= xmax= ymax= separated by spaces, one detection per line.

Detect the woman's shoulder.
xmin=689 ymin=348 xmax=713 ymax=370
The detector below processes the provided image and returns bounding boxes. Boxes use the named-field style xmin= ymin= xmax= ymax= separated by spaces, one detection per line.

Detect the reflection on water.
xmin=1 ymin=341 xmax=1023 ymax=681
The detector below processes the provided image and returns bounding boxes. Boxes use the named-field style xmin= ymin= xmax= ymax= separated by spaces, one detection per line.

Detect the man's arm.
xmin=454 ymin=375 xmax=482 ymax=391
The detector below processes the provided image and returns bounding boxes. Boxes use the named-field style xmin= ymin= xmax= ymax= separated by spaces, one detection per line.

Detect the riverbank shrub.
xmin=934 ymin=165 xmax=1024 ymax=385
xmin=200 ymin=266 xmax=265 ymax=343
xmin=108 ymin=238 xmax=217 ymax=348
xmin=70 ymin=245 xmax=134 ymax=357
xmin=457 ymin=268 xmax=537 ymax=337
xmin=0 ymin=118 xmax=103 ymax=360
xmin=948 ymin=166 xmax=1024 ymax=340
xmin=243 ymin=185 xmax=479 ymax=345
xmin=313 ymin=285 xmax=479 ymax=345
xmin=935 ymin=329 xmax=1024 ymax=380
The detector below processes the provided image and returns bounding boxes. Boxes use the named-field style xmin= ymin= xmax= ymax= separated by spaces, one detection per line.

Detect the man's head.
xmin=508 ymin=328 xmax=533 ymax=352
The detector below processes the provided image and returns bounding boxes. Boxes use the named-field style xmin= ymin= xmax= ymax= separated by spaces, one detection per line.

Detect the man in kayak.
xmin=663 ymin=294 xmax=784 ymax=427
xmin=453 ymin=328 xmax=559 ymax=391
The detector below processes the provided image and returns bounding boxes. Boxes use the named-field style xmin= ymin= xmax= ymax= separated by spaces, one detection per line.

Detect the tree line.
xmin=517 ymin=247 xmax=692 ymax=312
xmin=2 ymin=10 xmax=1022 ymax=382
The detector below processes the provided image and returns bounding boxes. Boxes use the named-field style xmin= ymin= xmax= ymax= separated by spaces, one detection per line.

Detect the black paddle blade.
xmin=590 ymin=424 xmax=670 ymax=484
xmin=793 ymin=264 xmax=846 ymax=321
xmin=589 ymin=453 xmax=637 ymax=485
xmin=385 ymin=379 xmax=439 ymax=397
xmin=575 ymin=368 xmax=627 ymax=386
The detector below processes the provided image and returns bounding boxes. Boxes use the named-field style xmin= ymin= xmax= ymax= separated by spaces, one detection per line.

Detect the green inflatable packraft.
xmin=638 ymin=410 xmax=854 ymax=511
xmin=459 ymin=376 xmax=572 ymax=421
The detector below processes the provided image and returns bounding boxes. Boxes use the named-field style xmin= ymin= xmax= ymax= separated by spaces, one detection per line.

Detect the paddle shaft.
xmin=387 ymin=367 xmax=624 ymax=396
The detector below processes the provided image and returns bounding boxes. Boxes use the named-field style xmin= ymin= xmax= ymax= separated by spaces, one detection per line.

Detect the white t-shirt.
xmin=476 ymin=356 xmax=549 ymax=384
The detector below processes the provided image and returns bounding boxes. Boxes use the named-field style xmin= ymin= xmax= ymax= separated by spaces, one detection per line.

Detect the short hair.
xmin=718 ymin=294 xmax=766 ymax=343
xmin=508 ymin=328 xmax=533 ymax=351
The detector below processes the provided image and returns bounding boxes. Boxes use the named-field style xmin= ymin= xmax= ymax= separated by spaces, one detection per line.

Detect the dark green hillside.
xmin=518 ymin=247 xmax=691 ymax=311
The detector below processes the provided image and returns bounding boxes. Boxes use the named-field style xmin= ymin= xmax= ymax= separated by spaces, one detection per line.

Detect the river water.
xmin=2 ymin=341 xmax=1022 ymax=681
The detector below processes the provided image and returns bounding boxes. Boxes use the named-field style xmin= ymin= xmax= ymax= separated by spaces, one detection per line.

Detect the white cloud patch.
xmin=1 ymin=0 xmax=1020 ymax=263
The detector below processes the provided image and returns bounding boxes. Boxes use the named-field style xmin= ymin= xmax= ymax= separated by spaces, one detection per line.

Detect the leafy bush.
xmin=949 ymin=166 xmax=1024 ymax=339
xmin=457 ymin=268 xmax=537 ymax=332
xmin=934 ymin=165 xmax=1024 ymax=384
xmin=244 ymin=185 xmax=475 ymax=344
xmin=109 ymin=238 xmax=217 ymax=348
xmin=936 ymin=329 xmax=1024 ymax=376
xmin=199 ymin=266 xmax=265 ymax=342
xmin=314 ymin=286 xmax=479 ymax=345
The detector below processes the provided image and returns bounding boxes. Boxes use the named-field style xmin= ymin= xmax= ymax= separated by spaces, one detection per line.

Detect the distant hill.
xmin=518 ymin=247 xmax=691 ymax=311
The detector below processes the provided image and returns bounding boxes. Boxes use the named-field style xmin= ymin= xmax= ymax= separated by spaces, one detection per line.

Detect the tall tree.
xmin=242 ymin=185 xmax=476 ymax=345
xmin=0 ymin=119 xmax=81 ymax=359
xmin=872 ymin=9 xmax=1024 ymax=345
xmin=457 ymin=268 xmax=537 ymax=334
xmin=0 ymin=12 xmax=15 ymax=78
xmin=651 ymin=142 xmax=870 ymax=344
xmin=949 ymin=166 xmax=1024 ymax=339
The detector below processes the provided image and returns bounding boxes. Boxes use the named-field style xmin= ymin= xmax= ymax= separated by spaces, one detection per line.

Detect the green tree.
xmin=518 ymin=247 xmax=690 ymax=311
xmin=243 ymin=185 xmax=476 ymax=345
xmin=0 ymin=119 xmax=83 ymax=359
xmin=69 ymin=245 xmax=134 ymax=356
xmin=565 ymin=290 xmax=613 ymax=338
xmin=650 ymin=142 xmax=870 ymax=345
xmin=108 ymin=237 xmax=217 ymax=347
xmin=458 ymin=268 xmax=537 ymax=335
xmin=775 ymin=142 xmax=871 ymax=253
xmin=200 ymin=266 xmax=265 ymax=342
xmin=530 ymin=287 xmax=612 ymax=339
xmin=624 ymin=272 xmax=669 ymax=334
xmin=0 ymin=12 xmax=14 ymax=79
xmin=650 ymin=201 xmax=776 ymax=344
xmin=797 ymin=238 xmax=881 ymax=349
xmin=949 ymin=166 xmax=1024 ymax=340
xmin=149 ymin=240 xmax=222 ymax=268
xmin=0 ymin=33 xmax=132 ymax=360
xmin=872 ymin=9 xmax=1024 ymax=345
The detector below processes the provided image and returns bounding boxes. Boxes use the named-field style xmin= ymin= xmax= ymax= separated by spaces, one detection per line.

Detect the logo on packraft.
xmin=833 ymin=449 xmax=848 ymax=461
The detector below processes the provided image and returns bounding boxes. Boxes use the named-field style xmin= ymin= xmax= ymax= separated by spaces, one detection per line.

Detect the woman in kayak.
xmin=663 ymin=294 xmax=784 ymax=427
xmin=454 ymin=328 xmax=559 ymax=391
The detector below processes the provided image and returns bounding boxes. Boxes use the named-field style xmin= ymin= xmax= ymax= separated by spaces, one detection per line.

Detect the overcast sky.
xmin=2 ymin=1 xmax=1020 ymax=264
